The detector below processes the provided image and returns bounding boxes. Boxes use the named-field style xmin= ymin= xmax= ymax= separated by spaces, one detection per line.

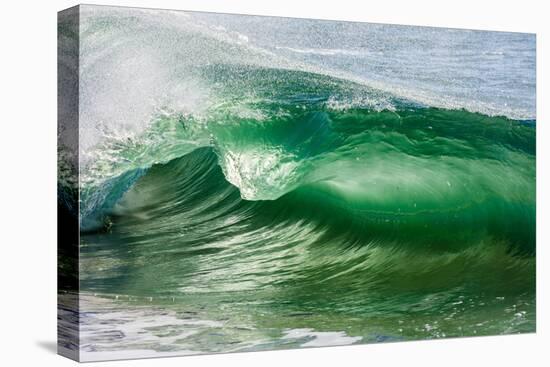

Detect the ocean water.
xmin=59 ymin=5 xmax=535 ymax=360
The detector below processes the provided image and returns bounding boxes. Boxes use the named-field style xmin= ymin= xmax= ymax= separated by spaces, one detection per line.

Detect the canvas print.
xmin=58 ymin=4 xmax=536 ymax=362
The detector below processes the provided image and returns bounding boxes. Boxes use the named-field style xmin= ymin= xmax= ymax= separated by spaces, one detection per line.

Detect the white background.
xmin=0 ymin=0 xmax=548 ymax=365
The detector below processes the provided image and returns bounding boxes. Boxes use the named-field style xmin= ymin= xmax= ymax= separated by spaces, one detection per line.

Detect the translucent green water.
xmin=77 ymin=67 xmax=535 ymax=356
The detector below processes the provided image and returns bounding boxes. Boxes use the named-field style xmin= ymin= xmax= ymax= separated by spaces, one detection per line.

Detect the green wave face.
xmin=79 ymin=65 xmax=536 ymax=351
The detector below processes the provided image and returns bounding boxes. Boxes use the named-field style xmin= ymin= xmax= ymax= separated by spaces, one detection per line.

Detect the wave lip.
xmin=77 ymin=5 xmax=535 ymax=185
